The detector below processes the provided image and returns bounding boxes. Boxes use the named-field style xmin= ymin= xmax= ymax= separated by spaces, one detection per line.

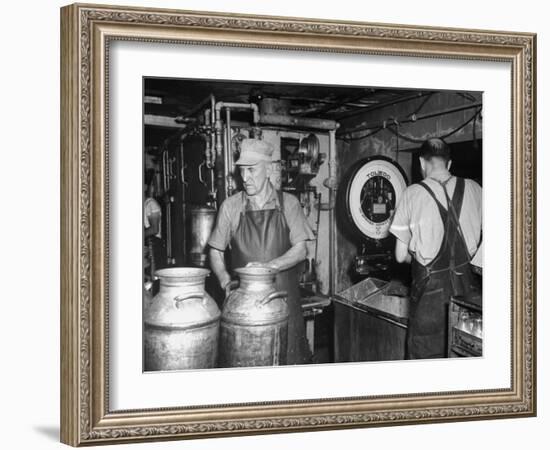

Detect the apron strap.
xmin=241 ymin=187 xmax=284 ymax=212
xmin=415 ymin=177 xmax=460 ymax=279
xmin=240 ymin=191 xmax=248 ymax=215
xmin=277 ymin=189 xmax=284 ymax=210
xmin=439 ymin=177 xmax=471 ymax=259
xmin=428 ymin=176 xmax=472 ymax=267
xmin=450 ymin=177 xmax=465 ymax=218
xmin=276 ymin=190 xmax=289 ymax=229
xmin=238 ymin=188 xmax=290 ymax=232
xmin=419 ymin=176 xmax=465 ymax=224
xmin=422 ymin=176 xmax=465 ymax=222
xmin=418 ymin=181 xmax=448 ymax=224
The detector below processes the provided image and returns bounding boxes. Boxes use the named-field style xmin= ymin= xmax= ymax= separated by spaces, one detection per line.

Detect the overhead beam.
xmin=144 ymin=114 xmax=187 ymax=129
xmin=144 ymin=95 xmax=163 ymax=104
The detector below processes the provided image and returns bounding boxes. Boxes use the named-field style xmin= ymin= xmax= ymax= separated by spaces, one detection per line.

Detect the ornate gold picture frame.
xmin=60 ymin=3 xmax=536 ymax=446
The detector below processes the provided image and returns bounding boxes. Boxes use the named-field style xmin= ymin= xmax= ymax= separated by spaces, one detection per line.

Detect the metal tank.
xmin=144 ymin=267 xmax=220 ymax=371
xmin=219 ymin=267 xmax=289 ymax=367
xmin=189 ymin=206 xmax=217 ymax=267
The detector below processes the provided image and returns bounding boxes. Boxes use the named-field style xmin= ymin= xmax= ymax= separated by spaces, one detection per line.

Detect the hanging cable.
xmin=439 ymin=108 xmax=481 ymax=139
xmin=456 ymin=92 xmax=478 ymax=103
xmin=339 ymin=102 xmax=481 ymax=137
xmin=385 ymin=126 xmax=424 ymax=144
xmin=408 ymin=93 xmax=434 ymax=121
xmin=339 ymin=102 xmax=482 ymax=146
xmin=340 ymin=94 xmax=433 ymax=141
xmin=340 ymin=126 xmax=384 ymax=142
xmin=384 ymin=108 xmax=482 ymax=144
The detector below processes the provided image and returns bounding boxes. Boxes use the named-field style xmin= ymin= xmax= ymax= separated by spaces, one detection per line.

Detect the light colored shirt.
xmin=208 ymin=185 xmax=314 ymax=251
xmin=144 ymin=197 xmax=162 ymax=239
xmin=389 ymin=175 xmax=482 ymax=266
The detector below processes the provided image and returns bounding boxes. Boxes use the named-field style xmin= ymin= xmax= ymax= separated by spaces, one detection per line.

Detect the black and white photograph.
xmin=142 ymin=78 xmax=483 ymax=371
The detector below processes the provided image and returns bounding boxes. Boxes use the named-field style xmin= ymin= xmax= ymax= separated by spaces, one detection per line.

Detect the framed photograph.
xmin=60 ymin=3 xmax=536 ymax=446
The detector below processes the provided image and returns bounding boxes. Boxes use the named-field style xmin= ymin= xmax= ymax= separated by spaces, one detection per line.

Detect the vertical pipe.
xmin=314 ymin=192 xmax=322 ymax=263
xmin=328 ymin=129 xmax=337 ymax=297
xmin=180 ymin=138 xmax=187 ymax=264
xmin=162 ymin=150 xmax=168 ymax=193
xmin=166 ymin=198 xmax=172 ymax=264
xmin=204 ymin=109 xmax=211 ymax=169
xmin=215 ymin=101 xmax=258 ymax=202
xmin=395 ymin=122 xmax=399 ymax=164
xmin=225 ymin=108 xmax=232 ymax=197
xmin=222 ymin=121 xmax=229 ymax=200
xmin=204 ymin=138 xmax=211 ymax=169
xmin=161 ymin=149 xmax=172 ymax=263
xmin=214 ymin=106 xmax=224 ymax=204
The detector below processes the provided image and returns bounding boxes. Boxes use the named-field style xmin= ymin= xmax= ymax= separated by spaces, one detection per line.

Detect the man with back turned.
xmin=390 ymin=138 xmax=482 ymax=359
xmin=208 ymin=138 xmax=313 ymax=365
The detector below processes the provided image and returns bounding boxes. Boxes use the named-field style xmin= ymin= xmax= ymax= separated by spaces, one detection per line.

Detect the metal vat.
xmin=219 ymin=267 xmax=289 ymax=367
xmin=144 ymin=267 xmax=220 ymax=371
xmin=259 ymin=97 xmax=291 ymax=115
xmin=189 ymin=206 xmax=217 ymax=267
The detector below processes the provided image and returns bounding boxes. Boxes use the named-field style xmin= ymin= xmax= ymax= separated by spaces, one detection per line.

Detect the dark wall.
xmin=410 ymin=139 xmax=482 ymax=185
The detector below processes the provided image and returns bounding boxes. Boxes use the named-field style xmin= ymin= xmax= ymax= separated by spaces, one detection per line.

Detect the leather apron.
xmin=407 ymin=177 xmax=478 ymax=359
xmin=230 ymin=191 xmax=311 ymax=365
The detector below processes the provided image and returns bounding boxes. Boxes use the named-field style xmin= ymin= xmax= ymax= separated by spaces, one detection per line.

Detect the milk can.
xmin=144 ymin=267 xmax=220 ymax=371
xmin=219 ymin=267 xmax=289 ymax=368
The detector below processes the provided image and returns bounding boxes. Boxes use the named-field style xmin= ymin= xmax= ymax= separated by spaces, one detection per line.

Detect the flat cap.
xmin=235 ymin=139 xmax=274 ymax=166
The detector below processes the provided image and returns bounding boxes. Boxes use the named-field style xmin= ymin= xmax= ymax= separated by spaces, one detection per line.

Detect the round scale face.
xmin=347 ymin=158 xmax=407 ymax=240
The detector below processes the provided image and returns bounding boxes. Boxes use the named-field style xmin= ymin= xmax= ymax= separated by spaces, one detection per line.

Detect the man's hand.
xmin=223 ymin=279 xmax=237 ymax=299
xmin=260 ymin=241 xmax=307 ymax=272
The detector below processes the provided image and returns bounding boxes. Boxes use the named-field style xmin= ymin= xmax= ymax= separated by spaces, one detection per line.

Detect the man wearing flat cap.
xmin=208 ymin=138 xmax=313 ymax=365
xmin=390 ymin=138 xmax=482 ymax=359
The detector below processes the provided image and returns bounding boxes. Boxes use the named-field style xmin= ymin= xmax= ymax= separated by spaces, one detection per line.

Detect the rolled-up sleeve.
xmin=207 ymin=201 xmax=232 ymax=251
xmin=283 ymin=194 xmax=315 ymax=246
xmin=389 ymin=190 xmax=412 ymax=246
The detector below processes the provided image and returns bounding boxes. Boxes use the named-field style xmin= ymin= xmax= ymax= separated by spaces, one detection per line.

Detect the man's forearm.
xmin=268 ymin=241 xmax=307 ymax=271
xmin=144 ymin=215 xmax=160 ymax=238
xmin=209 ymin=247 xmax=231 ymax=288
xmin=394 ymin=239 xmax=412 ymax=264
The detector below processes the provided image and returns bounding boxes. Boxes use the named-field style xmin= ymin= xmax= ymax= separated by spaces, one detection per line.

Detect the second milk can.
xmin=219 ymin=267 xmax=289 ymax=367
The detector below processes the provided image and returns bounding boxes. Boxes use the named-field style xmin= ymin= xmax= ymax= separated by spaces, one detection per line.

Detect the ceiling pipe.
xmin=215 ymin=102 xmax=260 ymax=123
xmin=294 ymin=92 xmax=377 ymax=117
xmin=259 ymin=113 xmax=338 ymax=131
xmin=144 ymin=114 xmax=187 ymax=129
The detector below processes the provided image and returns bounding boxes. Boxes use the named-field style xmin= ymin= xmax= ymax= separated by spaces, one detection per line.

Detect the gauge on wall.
xmin=344 ymin=156 xmax=408 ymax=240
